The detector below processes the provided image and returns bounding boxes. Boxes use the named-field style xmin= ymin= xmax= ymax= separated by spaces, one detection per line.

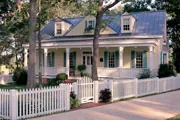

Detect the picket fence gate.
xmin=71 ymin=77 xmax=94 ymax=103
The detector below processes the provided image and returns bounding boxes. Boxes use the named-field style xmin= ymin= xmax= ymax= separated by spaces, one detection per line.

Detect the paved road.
xmin=31 ymin=90 xmax=180 ymax=120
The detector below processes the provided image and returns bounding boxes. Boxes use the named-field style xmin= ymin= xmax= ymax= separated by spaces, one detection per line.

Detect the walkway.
xmin=30 ymin=90 xmax=180 ymax=120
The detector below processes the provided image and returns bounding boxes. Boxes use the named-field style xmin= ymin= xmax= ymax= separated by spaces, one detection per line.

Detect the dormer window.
xmin=85 ymin=20 xmax=95 ymax=32
xmin=56 ymin=23 xmax=62 ymax=35
xmin=123 ymin=18 xmax=130 ymax=31
xmin=121 ymin=12 xmax=136 ymax=33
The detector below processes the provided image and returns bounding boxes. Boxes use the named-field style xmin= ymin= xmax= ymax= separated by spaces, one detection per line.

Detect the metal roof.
xmin=40 ymin=10 xmax=166 ymax=39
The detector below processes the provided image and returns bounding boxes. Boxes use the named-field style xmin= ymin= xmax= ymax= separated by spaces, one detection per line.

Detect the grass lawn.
xmin=167 ymin=114 xmax=180 ymax=120
xmin=0 ymin=83 xmax=26 ymax=89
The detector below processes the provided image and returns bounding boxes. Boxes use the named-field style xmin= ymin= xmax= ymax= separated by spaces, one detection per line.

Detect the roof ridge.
xmin=130 ymin=10 xmax=166 ymax=14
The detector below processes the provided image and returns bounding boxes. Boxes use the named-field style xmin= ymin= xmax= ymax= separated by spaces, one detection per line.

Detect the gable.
xmin=66 ymin=15 xmax=117 ymax=36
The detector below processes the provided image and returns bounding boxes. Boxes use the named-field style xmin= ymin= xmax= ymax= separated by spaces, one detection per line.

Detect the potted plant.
xmin=77 ymin=64 xmax=86 ymax=77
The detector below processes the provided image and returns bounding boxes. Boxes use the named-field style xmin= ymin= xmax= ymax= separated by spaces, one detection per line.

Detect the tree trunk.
xmin=38 ymin=0 xmax=42 ymax=87
xmin=27 ymin=0 xmax=37 ymax=88
xmin=92 ymin=9 xmax=103 ymax=81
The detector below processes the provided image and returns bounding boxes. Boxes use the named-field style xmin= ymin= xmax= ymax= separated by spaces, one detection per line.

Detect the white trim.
xmin=23 ymin=39 xmax=159 ymax=49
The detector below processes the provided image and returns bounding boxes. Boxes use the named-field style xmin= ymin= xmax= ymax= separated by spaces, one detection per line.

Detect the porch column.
xmin=24 ymin=48 xmax=28 ymax=67
xmin=119 ymin=47 xmax=124 ymax=68
xmin=44 ymin=48 xmax=48 ymax=76
xmin=66 ymin=48 xmax=70 ymax=77
xmin=149 ymin=46 xmax=154 ymax=70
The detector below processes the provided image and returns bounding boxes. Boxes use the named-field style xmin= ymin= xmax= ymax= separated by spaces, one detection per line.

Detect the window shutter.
xmin=115 ymin=51 xmax=119 ymax=67
xmin=104 ymin=51 xmax=108 ymax=68
xmin=131 ymin=51 xmax=135 ymax=68
xmin=84 ymin=20 xmax=87 ymax=31
xmin=51 ymin=52 xmax=55 ymax=67
xmin=143 ymin=51 xmax=147 ymax=68
xmin=73 ymin=52 xmax=76 ymax=70
xmin=64 ymin=52 xmax=66 ymax=67
xmin=160 ymin=52 xmax=162 ymax=64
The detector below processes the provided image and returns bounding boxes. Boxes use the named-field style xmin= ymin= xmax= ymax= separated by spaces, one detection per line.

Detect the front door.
xmin=83 ymin=52 xmax=92 ymax=74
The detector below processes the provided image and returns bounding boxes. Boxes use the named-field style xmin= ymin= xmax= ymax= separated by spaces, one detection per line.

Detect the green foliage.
xmin=77 ymin=64 xmax=86 ymax=77
xmin=158 ymin=64 xmax=177 ymax=78
xmin=138 ymin=69 xmax=151 ymax=79
xmin=70 ymin=91 xmax=80 ymax=109
xmin=13 ymin=68 xmax=27 ymax=85
xmin=123 ymin=0 xmax=152 ymax=12
xmin=83 ymin=73 xmax=91 ymax=78
xmin=47 ymin=78 xmax=57 ymax=86
xmin=85 ymin=26 xmax=94 ymax=33
xmin=56 ymin=73 xmax=68 ymax=81
xmin=47 ymin=73 xmax=68 ymax=86
xmin=99 ymin=89 xmax=111 ymax=103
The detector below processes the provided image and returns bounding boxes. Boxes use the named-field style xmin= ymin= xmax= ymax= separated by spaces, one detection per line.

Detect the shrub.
xmin=70 ymin=91 xmax=80 ymax=109
xmin=47 ymin=78 xmax=57 ymax=86
xmin=83 ymin=73 xmax=91 ymax=78
xmin=158 ymin=64 xmax=177 ymax=78
xmin=138 ymin=69 xmax=151 ymax=79
xmin=56 ymin=73 xmax=68 ymax=83
xmin=13 ymin=68 xmax=27 ymax=85
xmin=77 ymin=65 xmax=86 ymax=77
xmin=99 ymin=89 xmax=111 ymax=103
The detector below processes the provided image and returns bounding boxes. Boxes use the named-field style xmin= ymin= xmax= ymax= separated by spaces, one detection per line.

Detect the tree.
xmin=91 ymin=0 xmax=124 ymax=81
xmin=27 ymin=0 xmax=37 ymax=87
xmin=124 ymin=0 xmax=153 ymax=12
xmin=154 ymin=0 xmax=180 ymax=72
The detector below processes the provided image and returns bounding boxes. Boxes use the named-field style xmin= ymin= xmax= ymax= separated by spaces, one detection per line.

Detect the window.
xmin=163 ymin=53 xmax=167 ymax=64
xmin=123 ymin=18 xmax=130 ymax=31
xmin=87 ymin=20 xmax=94 ymax=28
xmin=135 ymin=52 xmax=143 ymax=68
xmin=56 ymin=23 xmax=62 ymax=34
xmin=108 ymin=52 xmax=115 ymax=68
xmin=83 ymin=52 xmax=92 ymax=65
xmin=85 ymin=20 xmax=95 ymax=32
xmin=47 ymin=53 xmax=53 ymax=67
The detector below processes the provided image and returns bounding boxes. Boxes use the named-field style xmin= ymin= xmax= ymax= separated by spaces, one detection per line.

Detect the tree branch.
xmin=103 ymin=0 xmax=121 ymax=11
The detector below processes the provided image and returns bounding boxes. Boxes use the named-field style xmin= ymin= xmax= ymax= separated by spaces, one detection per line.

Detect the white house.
xmin=23 ymin=10 xmax=169 ymax=79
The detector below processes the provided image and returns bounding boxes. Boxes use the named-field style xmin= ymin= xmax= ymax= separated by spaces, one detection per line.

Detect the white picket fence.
xmin=0 ymin=84 xmax=70 ymax=120
xmin=96 ymin=76 xmax=180 ymax=102
xmin=0 ymin=76 xmax=180 ymax=120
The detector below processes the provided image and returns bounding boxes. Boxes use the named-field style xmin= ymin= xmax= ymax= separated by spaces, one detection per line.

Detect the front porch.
xmin=24 ymin=46 xmax=158 ymax=79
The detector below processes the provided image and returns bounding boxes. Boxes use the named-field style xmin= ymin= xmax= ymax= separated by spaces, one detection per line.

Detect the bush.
xmin=13 ymin=68 xmax=27 ymax=85
xmin=99 ymin=89 xmax=111 ymax=103
xmin=77 ymin=65 xmax=86 ymax=77
xmin=56 ymin=73 xmax=68 ymax=83
xmin=158 ymin=64 xmax=177 ymax=78
xmin=70 ymin=91 xmax=80 ymax=109
xmin=138 ymin=69 xmax=151 ymax=79
xmin=47 ymin=78 xmax=57 ymax=86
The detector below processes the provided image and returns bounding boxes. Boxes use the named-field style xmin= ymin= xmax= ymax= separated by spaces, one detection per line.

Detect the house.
xmin=23 ymin=10 xmax=169 ymax=79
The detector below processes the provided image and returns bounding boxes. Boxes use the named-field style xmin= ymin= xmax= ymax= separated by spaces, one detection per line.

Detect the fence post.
xmin=156 ymin=77 xmax=159 ymax=93
xmin=10 ymin=89 xmax=18 ymax=120
xmin=93 ymin=81 xmax=99 ymax=103
xmin=135 ymin=78 xmax=138 ymax=97
xmin=109 ymin=80 xmax=114 ymax=102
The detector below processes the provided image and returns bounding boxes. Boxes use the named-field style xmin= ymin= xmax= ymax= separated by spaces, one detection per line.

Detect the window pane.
xmin=108 ymin=52 xmax=115 ymax=68
xmin=123 ymin=18 xmax=130 ymax=31
xmin=56 ymin=23 xmax=62 ymax=34
xmin=136 ymin=52 xmax=143 ymax=68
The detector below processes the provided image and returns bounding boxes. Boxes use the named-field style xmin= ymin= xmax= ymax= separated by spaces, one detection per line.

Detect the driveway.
xmin=30 ymin=90 xmax=180 ymax=120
